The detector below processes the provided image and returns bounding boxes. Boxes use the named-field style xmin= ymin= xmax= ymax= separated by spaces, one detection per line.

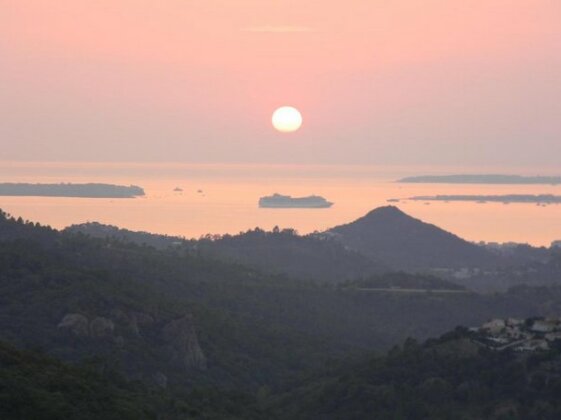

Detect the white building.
xmin=482 ymin=319 xmax=506 ymax=334
xmin=531 ymin=320 xmax=557 ymax=333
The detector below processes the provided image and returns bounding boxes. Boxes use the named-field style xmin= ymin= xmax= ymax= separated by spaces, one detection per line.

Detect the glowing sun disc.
xmin=272 ymin=106 xmax=303 ymax=133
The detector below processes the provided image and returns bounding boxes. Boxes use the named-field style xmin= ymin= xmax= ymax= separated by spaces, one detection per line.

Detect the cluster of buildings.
xmin=471 ymin=317 xmax=561 ymax=352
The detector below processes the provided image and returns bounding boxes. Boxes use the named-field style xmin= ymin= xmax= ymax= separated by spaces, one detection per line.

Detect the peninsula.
xmin=397 ymin=174 xmax=561 ymax=185
xmin=405 ymin=194 xmax=561 ymax=204
xmin=0 ymin=183 xmax=145 ymax=198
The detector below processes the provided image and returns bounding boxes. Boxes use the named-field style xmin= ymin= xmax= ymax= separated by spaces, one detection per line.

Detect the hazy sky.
xmin=1 ymin=1 xmax=560 ymax=166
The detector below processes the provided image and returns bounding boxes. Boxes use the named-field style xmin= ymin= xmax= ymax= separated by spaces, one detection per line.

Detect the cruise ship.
xmin=259 ymin=193 xmax=333 ymax=208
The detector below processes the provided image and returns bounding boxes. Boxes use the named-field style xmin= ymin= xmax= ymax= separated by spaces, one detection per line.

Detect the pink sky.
xmin=1 ymin=1 xmax=560 ymax=166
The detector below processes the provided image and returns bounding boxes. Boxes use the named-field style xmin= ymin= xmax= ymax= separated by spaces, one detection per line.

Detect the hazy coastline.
xmin=0 ymin=183 xmax=145 ymax=198
xmin=405 ymin=194 xmax=561 ymax=204
xmin=398 ymin=174 xmax=561 ymax=185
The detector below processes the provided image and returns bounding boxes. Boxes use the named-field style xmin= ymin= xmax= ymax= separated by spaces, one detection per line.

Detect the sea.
xmin=1 ymin=161 xmax=560 ymax=246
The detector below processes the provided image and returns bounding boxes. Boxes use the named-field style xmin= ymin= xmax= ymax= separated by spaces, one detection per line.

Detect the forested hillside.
xmin=2 ymin=209 xmax=561 ymax=418
xmin=66 ymin=208 xmax=561 ymax=293
xmin=327 ymin=206 xmax=500 ymax=270
xmin=271 ymin=328 xmax=561 ymax=419
xmin=0 ymin=341 xmax=260 ymax=420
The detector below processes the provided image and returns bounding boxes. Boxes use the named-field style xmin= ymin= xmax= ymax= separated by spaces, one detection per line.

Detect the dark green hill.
xmin=0 ymin=209 xmax=549 ymax=393
xmin=0 ymin=341 xmax=261 ymax=420
xmin=327 ymin=206 xmax=499 ymax=270
xmin=0 ymin=341 xmax=158 ymax=420
xmin=65 ymin=222 xmax=185 ymax=249
xmin=65 ymin=223 xmax=386 ymax=283
xmin=5 ymin=209 xmax=561 ymax=420
xmin=193 ymin=227 xmax=386 ymax=283
xmin=0 ymin=210 xmax=57 ymax=244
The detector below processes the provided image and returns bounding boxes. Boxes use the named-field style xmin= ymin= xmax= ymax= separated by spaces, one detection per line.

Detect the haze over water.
xmin=1 ymin=161 xmax=560 ymax=246
xmin=2 ymin=2 xmax=560 ymax=247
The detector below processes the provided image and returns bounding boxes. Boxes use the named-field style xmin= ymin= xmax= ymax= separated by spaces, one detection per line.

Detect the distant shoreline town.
xmin=0 ymin=183 xmax=145 ymax=198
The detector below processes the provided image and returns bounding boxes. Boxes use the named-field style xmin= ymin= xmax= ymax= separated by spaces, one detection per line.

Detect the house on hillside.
xmin=506 ymin=318 xmax=523 ymax=327
xmin=482 ymin=319 xmax=506 ymax=334
xmin=475 ymin=317 xmax=561 ymax=352
xmin=545 ymin=332 xmax=561 ymax=342
xmin=531 ymin=320 xmax=557 ymax=333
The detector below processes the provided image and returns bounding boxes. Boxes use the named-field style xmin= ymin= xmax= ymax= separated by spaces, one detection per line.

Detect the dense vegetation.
xmin=192 ymin=227 xmax=385 ymax=283
xmin=1 ymin=212 xmax=548 ymax=381
xmin=327 ymin=206 xmax=500 ymax=270
xmin=0 ymin=341 xmax=261 ymax=420
xmin=67 ymin=208 xmax=561 ymax=293
xmin=65 ymin=221 xmax=185 ymax=250
xmin=456 ymin=250 xmax=561 ymax=292
xmin=66 ymin=223 xmax=386 ymax=283
xmin=2 ymin=209 xmax=561 ymax=418
xmin=271 ymin=329 xmax=561 ymax=419
xmin=342 ymin=272 xmax=466 ymax=291
xmin=0 ymin=341 xmax=158 ymax=420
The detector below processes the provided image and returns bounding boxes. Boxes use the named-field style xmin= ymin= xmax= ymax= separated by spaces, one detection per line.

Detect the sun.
xmin=272 ymin=106 xmax=302 ymax=133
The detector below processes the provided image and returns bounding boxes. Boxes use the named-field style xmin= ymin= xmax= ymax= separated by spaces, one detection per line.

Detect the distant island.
xmin=397 ymin=174 xmax=561 ymax=185
xmin=0 ymin=183 xmax=145 ymax=198
xmin=259 ymin=193 xmax=333 ymax=208
xmin=404 ymin=194 xmax=561 ymax=204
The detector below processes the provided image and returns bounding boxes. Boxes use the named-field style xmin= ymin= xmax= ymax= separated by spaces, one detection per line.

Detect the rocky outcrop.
xmin=57 ymin=311 xmax=207 ymax=382
xmin=110 ymin=309 xmax=154 ymax=337
xmin=58 ymin=313 xmax=115 ymax=338
xmin=90 ymin=317 xmax=115 ymax=338
xmin=162 ymin=315 xmax=207 ymax=370
xmin=131 ymin=311 xmax=155 ymax=335
xmin=57 ymin=313 xmax=89 ymax=336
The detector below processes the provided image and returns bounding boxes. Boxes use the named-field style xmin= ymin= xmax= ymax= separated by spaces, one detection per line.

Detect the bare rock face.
xmin=58 ymin=314 xmax=115 ymax=338
xmin=90 ymin=317 xmax=115 ymax=338
xmin=110 ymin=309 xmax=154 ymax=337
xmin=129 ymin=311 xmax=155 ymax=336
xmin=162 ymin=315 xmax=207 ymax=370
xmin=57 ymin=313 xmax=89 ymax=337
xmin=111 ymin=309 xmax=140 ymax=336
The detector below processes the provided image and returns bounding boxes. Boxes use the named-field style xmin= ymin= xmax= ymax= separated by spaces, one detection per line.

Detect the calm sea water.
xmin=0 ymin=162 xmax=560 ymax=246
